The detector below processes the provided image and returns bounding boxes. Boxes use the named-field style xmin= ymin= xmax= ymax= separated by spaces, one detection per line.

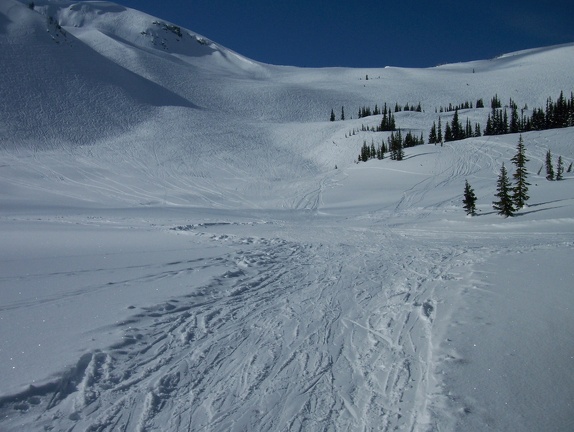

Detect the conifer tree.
xmin=388 ymin=130 xmax=404 ymax=161
xmin=556 ymin=156 xmax=564 ymax=180
xmin=502 ymin=109 xmax=509 ymax=134
xmin=330 ymin=109 xmax=335 ymax=122
xmin=428 ymin=122 xmax=437 ymax=144
xmin=451 ymin=109 xmax=463 ymax=140
xmin=510 ymin=135 xmax=530 ymax=208
xmin=484 ymin=114 xmax=493 ymax=135
xmin=465 ymin=118 xmax=472 ymax=139
xmin=545 ymin=150 xmax=554 ymax=180
xmin=463 ymin=180 xmax=477 ymax=216
xmin=493 ymin=163 xmax=515 ymax=217
xmin=437 ymin=117 xmax=443 ymax=144
xmin=444 ymin=123 xmax=453 ymax=142
xmin=491 ymin=94 xmax=501 ymax=109
xmin=341 ymin=106 xmax=345 ymax=121
xmin=474 ymin=123 xmax=482 ymax=137
xmin=510 ymin=104 xmax=519 ymax=133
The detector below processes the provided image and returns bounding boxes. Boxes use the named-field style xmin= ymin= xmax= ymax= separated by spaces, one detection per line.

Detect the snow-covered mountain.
xmin=0 ymin=1 xmax=573 ymax=431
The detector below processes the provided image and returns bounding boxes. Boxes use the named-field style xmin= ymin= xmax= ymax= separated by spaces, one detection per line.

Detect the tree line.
xmin=330 ymin=101 xmax=422 ymax=122
xmin=428 ymin=110 xmax=481 ymax=144
xmin=358 ymin=130 xmax=425 ymax=162
xmin=484 ymin=91 xmax=574 ymax=136
xmin=432 ymin=91 xmax=574 ymax=145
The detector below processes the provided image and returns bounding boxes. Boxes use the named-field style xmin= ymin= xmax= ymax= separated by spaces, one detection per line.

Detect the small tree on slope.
xmin=556 ymin=156 xmax=564 ymax=180
xmin=463 ymin=180 xmax=477 ymax=216
xmin=493 ymin=163 xmax=515 ymax=217
xmin=545 ymin=149 xmax=555 ymax=180
xmin=511 ymin=134 xmax=530 ymax=208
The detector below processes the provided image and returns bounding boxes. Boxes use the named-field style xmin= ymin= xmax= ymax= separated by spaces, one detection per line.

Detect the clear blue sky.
xmin=117 ymin=0 xmax=574 ymax=68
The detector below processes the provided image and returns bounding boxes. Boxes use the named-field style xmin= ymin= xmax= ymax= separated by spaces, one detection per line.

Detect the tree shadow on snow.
xmin=515 ymin=204 xmax=568 ymax=216
xmin=403 ymin=151 xmax=440 ymax=160
xmin=526 ymin=198 xmax=567 ymax=207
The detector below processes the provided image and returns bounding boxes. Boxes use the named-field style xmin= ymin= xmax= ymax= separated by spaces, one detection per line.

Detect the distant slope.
xmin=0 ymin=0 xmax=200 ymax=148
xmin=1 ymin=0 xmax=573 ymax=208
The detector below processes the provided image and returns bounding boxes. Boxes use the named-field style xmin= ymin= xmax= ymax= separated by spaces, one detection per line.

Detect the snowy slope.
xmin=0 ymin=1 xmax=573 ymax=431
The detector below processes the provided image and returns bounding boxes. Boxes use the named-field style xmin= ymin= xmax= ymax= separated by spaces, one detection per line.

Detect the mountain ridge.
xmin=1 ymin=0 xmax=573 ymax=209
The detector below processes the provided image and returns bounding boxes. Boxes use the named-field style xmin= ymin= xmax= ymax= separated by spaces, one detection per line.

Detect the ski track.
xmin=0 ymin=219 xmax=481 ymax=432
xmin=1 ymin=5 xmax=573 ymax=430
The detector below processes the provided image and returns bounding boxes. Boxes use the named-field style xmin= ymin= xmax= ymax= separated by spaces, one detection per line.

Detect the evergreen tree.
xmin=474 ymin=122 xmax=482 ymax=137
xmin=545 ymin=150 xmax=554 ymax=180
xmin=491 ymin=94 xmax=501 ymax=109
xmin=484 ymin=113 xmax=493 ymax=135
xmin=388 ymin=130 xmax=404 ymax=161
xmin=437 ymin=117 xmax=443 ymax=144
xmin=556 ymin=156 xmax=564 ymax=180
xmin=465 ymin=118 xmax=473 ymax=139
xmin=451 ymin=109 xmax=463 ymax=140
xmin=463 ymin=180 xmax=477 ymax=216
xmin=510 ymin=104 xmax=519 ymax=133
xmin=510 ymin=135 xmax=530 ymax=208
xmin=379 ymin=104 xmax=396 ymax=131
xmin=341 ymin=106 xmax=345 ymax=121
xmin=378 ymin=139 xmax=387 ymax=159
xmin=330 ymin=109 xmax=335 ymax=122
xmin=428 ymin=122 xmax=437 ymax=144
xmin=492 ymin=163 xmax=515 ymax=217
xmin=444 ymin=123 xmax=453 ymax=142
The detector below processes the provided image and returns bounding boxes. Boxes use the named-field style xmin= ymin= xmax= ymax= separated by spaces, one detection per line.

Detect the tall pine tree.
xmin=463 ymin=180 xmax=477 ymax=216
xmin=545 ymin=149 xmax=554 ymax=180
xmin=428 ymin=121 xmax=437 ymax=144
xmin=510 ymin=135 xmax=530 ymax=208
xmin=493 ymin=163 xmax=515 ymax=217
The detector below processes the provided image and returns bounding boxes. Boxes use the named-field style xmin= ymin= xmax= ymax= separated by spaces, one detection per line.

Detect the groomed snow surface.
xmin=1 ymin=1 xmax=573 ymax=431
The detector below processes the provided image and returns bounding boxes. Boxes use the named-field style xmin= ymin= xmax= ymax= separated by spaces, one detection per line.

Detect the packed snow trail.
xmin=0 ymin=215 xmax=477 ymax=432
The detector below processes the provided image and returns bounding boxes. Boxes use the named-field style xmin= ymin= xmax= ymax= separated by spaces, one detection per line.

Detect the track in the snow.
xmin=0 ymin=222 xmax=474 ymax=432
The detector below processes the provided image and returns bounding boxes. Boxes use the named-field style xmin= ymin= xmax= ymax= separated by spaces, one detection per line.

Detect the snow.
xmin=438 ymin=247 xmax=574 ymax=431
xmin=0 ymin=0 xmax=573 ymax=430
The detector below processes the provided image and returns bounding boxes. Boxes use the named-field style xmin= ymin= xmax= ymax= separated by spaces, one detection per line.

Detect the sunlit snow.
xmin=1 ymin=1 xmax=573 ymax=431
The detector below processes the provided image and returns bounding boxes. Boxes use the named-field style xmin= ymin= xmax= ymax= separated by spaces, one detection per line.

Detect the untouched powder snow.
xmin=0 ymin=1 xmax=573 ymax=430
